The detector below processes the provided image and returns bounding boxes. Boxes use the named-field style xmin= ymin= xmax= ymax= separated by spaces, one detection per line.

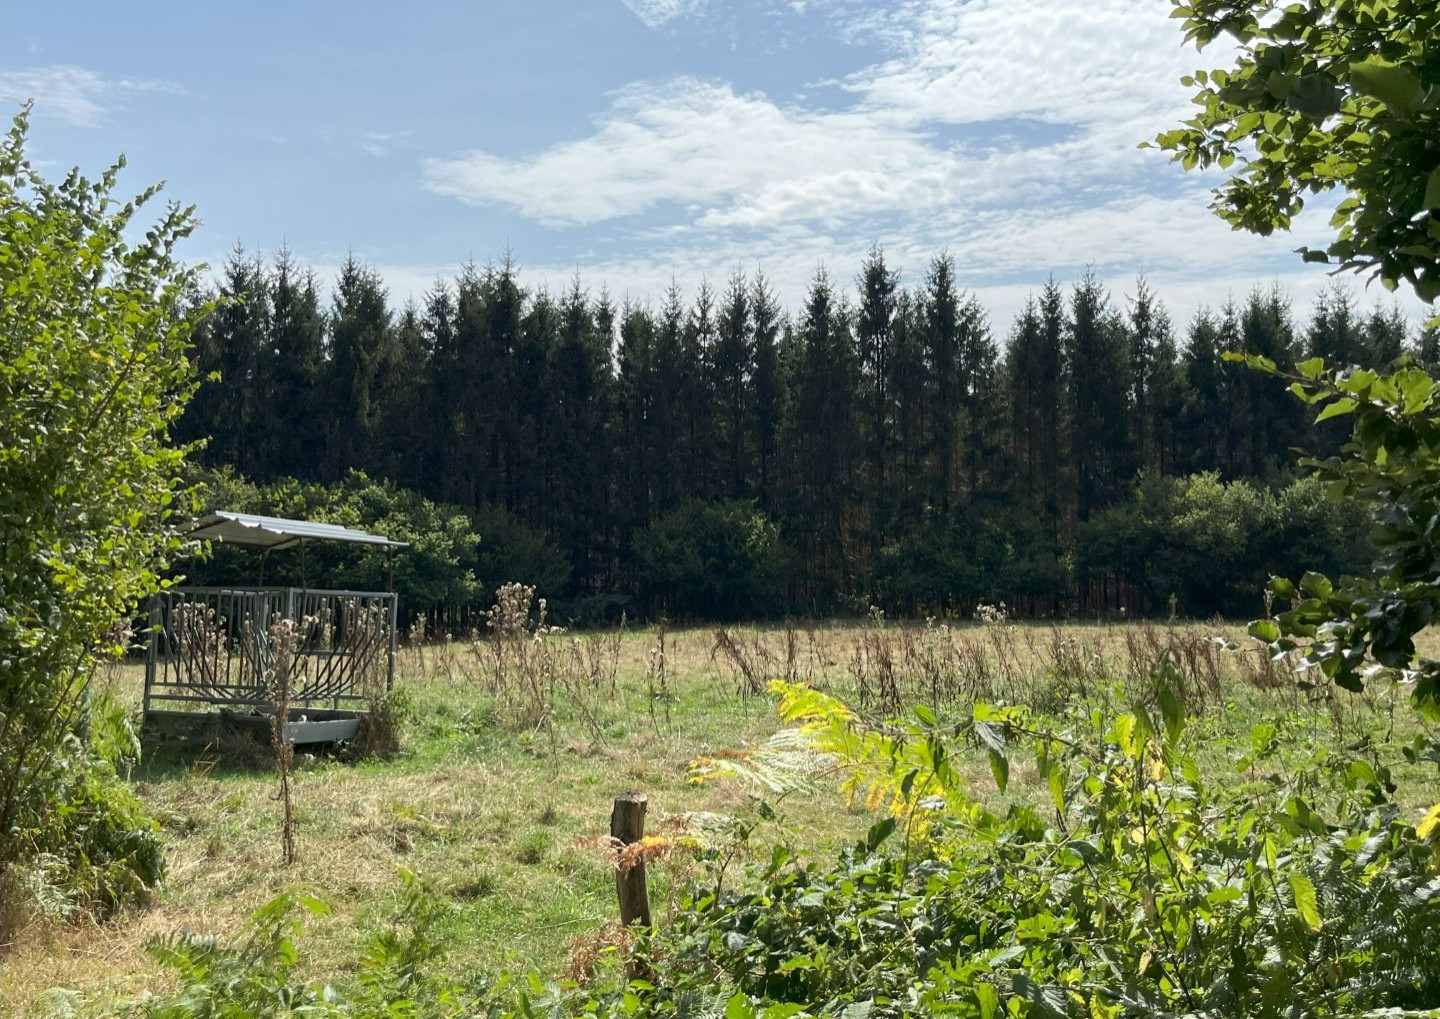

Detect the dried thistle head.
xmin=487 ymin=582 xmax=538 ymax=641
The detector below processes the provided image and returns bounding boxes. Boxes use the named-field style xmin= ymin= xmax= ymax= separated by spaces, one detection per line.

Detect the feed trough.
xmin=144 ymin=511 xmax=407 ymax=745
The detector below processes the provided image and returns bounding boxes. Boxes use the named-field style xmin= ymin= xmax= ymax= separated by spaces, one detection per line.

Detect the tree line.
xmin=178 ymin=246 xmax=1433 ymax=621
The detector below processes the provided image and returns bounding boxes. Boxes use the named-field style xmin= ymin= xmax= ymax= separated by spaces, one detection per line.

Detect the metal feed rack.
xmin=144 ymin=511 xmax=408 ymax=742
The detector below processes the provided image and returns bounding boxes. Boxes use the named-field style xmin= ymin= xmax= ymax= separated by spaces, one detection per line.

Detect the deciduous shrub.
xmin=1078 ymin=472 xmax=1370 ymax=618
xmin=0 ymin=106 xmax=201 ymax=922
xmin=633 ymin=500 xmax=790 ymax=620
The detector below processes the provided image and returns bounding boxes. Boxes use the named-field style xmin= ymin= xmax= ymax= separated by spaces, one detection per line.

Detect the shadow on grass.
xmin=137 ymin=713 xmax=362 ymax=781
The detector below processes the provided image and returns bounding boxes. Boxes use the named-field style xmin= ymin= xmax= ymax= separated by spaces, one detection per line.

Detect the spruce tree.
xmin=1065 ymin=271 xmax=1130 ymax=524
xmin=921 ymin=254 xmax=962 ymax=515
xmin=749 ymin=272 xmax=784 ymax=514
xmin=714 ymin=270 xmax=752 ymax=500
xmin=1361 ymin=301 xmax=1407 ymax=365
xmin=187 ymin=248 xmax=269 ymax=474
xmin=955 ymin=292 xmax=1000 ymax=502
xmin=856 ymin=246 xmax=899 ymax=536
xmin=265 ymin=251 xmax=326 ymax=481
xmin=784 ymin=269 xmax=857 ymax=602
xmin=324 ymin=255 xmax=393 ymax=479
xmin=617 ymin=300 xmax=659 ymax=532
xmin=680 ymin=281 xmax=719 ymax=500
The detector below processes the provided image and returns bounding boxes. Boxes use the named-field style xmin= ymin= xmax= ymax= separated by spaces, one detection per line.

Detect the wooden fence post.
xmin=611 ymin=792 xmax=652 ymax=927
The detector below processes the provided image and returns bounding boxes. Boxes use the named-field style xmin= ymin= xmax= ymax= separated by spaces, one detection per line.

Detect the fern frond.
xmin=689 ymin=726 xmax=835 ymax=795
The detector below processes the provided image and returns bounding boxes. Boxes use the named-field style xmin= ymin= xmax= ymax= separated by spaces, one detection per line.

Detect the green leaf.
xmin=1425 ymin=167 xmax=1440 ymax=212
xmin=1350 ymin=58 xmax=1424 ymax=119
xmin=1286 ymin=73 xmax=1341 ymax=120
xmin=974 ymin=983 xmax=999 ymax=1019
xmin=1299 ymin=572 xmax=1334 ymax=599
xmin=1158 ymin=684 xmax=1185 ymax=747
xmin=864 ymin=817 xmax=897 ymax=853
xmin=726 ymin=991 xmax=755 ymax=1019
xmin=1250 ymin=619 xmax=1281 ymax=642
xmin=295 ymin=894 xmax=331 ymax=917
xmin=1289 ymin=871 xmax=1323 ymax=931
xmin=1271 ymin=576 xmax=1298 ymax=599
xmin=1207 ymin=886 xmax=1243 ymax=905
xmin=988 ymin=748 xmax=1009 ymax=793
xmin=1315 ymin=397 xmax=1358 ymax=422
xmin=1048 ymin=764 xmax=1066 ymax=815
xmin=761 ymin=1006 xmax=807 ymax=1019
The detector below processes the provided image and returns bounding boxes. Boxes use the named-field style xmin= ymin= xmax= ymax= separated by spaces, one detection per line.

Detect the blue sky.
xmin=3 ymin=0 xmax=1430 ymax=330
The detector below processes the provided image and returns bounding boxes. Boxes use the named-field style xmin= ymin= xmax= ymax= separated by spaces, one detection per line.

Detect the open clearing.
xmin=4 ymin=618 xmax=1435 ymax=1016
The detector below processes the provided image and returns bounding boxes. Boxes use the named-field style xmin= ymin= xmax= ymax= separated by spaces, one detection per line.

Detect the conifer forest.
xmin=180 ymin=247 xmax=1427 ymax=622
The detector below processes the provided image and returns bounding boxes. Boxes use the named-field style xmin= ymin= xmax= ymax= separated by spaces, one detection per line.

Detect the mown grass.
xmin=3 ymin=617 xmax=1435 ymax=1016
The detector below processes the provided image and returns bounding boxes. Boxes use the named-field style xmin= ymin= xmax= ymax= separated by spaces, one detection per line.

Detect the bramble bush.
xmin=660 ymin=681 xmax=1440 ymax=1017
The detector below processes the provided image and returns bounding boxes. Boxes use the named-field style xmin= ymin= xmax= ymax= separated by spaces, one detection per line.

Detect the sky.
xmin=2 ymin=0 xmax=1431 ymax=334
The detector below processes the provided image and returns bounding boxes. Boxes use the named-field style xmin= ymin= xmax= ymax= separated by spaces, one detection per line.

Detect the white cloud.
xmin=841 ymin=0 xmax=1203 ymax=127
xmin=0 ymin=64 xmax=185 ymax=128
xmin=622 ymin=0 xmax=706 ymax=29
xmin=360 ymin=130 xmax=409 ymax=158
xmin=422 ymin=0 xmax=1212 ymax=236
xmin=415 ymin=0 xmax=1433 ymax=327
xmin=424 ymin=78 xmax=973 ymax=228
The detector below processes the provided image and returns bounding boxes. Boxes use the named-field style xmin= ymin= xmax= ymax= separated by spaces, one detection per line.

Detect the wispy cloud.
xmin=417 ymin=0 xmax=1429 ymax=325
xmin=360 ymin=130 xmax=409 ymax=158
xmin=423 ymin=0 xmax=1206 ymax=236
xmin=0 ymin=64 xmax=185 ymax=128
xmin=840 ymin=0 xmax=1205 ymax=126
xmin=621 ymin=0 xmax=706 ymax=29
xmin=423 ymin=78 xmax=963 ymax=228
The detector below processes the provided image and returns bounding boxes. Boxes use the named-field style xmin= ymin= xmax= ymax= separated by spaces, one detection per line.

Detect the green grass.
xmin=3 ymin=618 xmax=1435 ymax=1016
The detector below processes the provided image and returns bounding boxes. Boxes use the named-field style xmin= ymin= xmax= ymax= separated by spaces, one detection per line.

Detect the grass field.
xmin=3 ymin=616 xmax=1435 ymax=1016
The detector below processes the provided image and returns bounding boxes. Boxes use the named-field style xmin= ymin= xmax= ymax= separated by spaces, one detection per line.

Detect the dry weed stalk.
xmin=560 ymin=631 xmax=622 ymax=742
xmin=821 ymin=609 xmax=1286 ymax=718
xmin=711 ymin=628 xmax=769 ymax=697
xmin=647 ymin=622 xmax=671 ymax=731
xmin=173 ymin=601 xmax=226 ymax=695
xmin=481 ymin=583 xmax=558 ymax=734
xmin=465 ymin=583 xmax=622 ymax=737
xmin=266 ymin=616 xmax=311 ymax=867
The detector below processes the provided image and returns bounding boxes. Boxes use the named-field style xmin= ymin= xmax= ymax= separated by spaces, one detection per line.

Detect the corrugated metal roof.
xmin=186 ymin=511 xmax=408 ymax=549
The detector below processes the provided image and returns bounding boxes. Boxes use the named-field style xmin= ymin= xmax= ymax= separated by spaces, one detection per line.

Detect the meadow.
xmin=4 ymin=609 xmax=1435 ymax=1017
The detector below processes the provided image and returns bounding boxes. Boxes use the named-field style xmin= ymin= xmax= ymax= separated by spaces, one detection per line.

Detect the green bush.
xmin=184 ymin=469 xmax=578 ymax=622
xmin=633 ymin=500 xmax=791 ymax=620
xmin=870 ymin=510 xmax=1069 ymax=615
xmin=13 ymin=694 xmax=164 ymax=922
xmin=468 ymin=501 xmax=572 ymax=604
xmin=0 ymin=106 xmax=203 ymax=912
xmin=184 ymin=468 xmax=487 ymax=615
xmin=1078 ymin=472 xmax=1370 ymax=618
xmin=583 ymin=683 xmax=1440 ymax=1017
